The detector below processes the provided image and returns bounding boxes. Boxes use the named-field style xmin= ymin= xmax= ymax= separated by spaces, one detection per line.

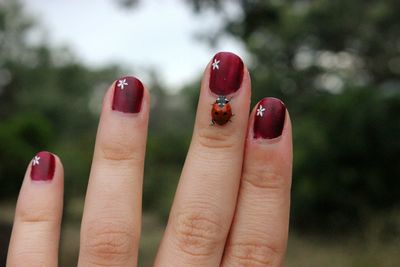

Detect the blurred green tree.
xmin=0 ymin=0 xmax=192 ymax=215
xmin=0 ymin=1 xmax=121 ymax=198
xmin=143 ymin=71 xmax=193 ymax=219
xmin=1 ymin=0 xmax=399 ymax=234
xmin=182 ymin=0 xmax=400 ymax=231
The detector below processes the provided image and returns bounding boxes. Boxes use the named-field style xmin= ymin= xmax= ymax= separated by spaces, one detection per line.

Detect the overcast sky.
xmin=22 ymin=0 xmax=247 ymax=91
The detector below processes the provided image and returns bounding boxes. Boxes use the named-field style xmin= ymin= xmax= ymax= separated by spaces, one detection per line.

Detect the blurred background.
xmin=1 ymin=0 xmax=399 ymax=266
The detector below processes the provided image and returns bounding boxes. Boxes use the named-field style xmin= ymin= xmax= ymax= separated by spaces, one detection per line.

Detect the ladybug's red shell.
xmin=211 ymin=102 xmax=232 ymax=125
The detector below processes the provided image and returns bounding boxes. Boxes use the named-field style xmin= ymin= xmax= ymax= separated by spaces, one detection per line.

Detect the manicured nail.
xmin=112 ymin=76 xmax=144 ymax=113
xmin=30 ymin=151 xmax=55 ymax=181
xmin=253 ymin=97 xmax=286 ymax=139
xmin=209 ymin=52 xmax=244 ymax=95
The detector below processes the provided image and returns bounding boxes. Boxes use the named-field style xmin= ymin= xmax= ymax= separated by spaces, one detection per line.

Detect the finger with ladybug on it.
xmin=208 ymin=51 xmax=244 ymax=126
xmin=155 ymin=51 xmax=251 ymax=266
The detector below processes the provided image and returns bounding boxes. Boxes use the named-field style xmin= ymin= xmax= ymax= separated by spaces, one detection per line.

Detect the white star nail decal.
xmin=117 ymin=79 xmax=128 ymax=90
xmin=256 ymin=105 xmax=266 ymax=117
xmin=212 ymin=59 xmax=220 ymax=70
xmin=32 ymin=156 xmax=40 ymax=166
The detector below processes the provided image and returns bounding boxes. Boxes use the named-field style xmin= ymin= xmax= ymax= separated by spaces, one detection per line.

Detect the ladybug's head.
xmin=216 ymin=95 xmax=229 ymax=107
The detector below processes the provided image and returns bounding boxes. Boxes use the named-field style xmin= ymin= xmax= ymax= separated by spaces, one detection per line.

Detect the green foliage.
xmin=0 ymin=113 xmax=53 ymax=196
xmin=0 ymin=1 xmax=120 ymax=198
xmin=292 ymin=88 xmax=400 ymax=230
xmin=143 ymin=77 xmax=193 ymax=218
xmin=0 ymin=0 xmax=399 ymax=234
xmin=189 ymin=0 xmax=400 ymax=230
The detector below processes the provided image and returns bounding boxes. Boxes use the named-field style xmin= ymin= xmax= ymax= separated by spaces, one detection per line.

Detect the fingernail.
xmin=30 ymin=151 xmax=56 ymax=181
xmin=112 ymin=76 xmax=144 ymax=113
xmin=253 ymin=97 xmax=286 ymax=139
xmin=209 ymin=52 xmax=244 ymax=95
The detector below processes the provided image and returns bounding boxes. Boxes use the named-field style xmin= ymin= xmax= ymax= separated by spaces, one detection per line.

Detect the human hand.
xmin=6 ymin=52 xmax=292 ymax=267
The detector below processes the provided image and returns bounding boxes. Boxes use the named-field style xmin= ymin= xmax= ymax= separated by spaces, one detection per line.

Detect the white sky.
xmin=22 ymin=0 xmax=247 ymax=91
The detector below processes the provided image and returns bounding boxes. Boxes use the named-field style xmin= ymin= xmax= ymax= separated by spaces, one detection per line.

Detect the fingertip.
xmin=197 ymin=52 xmax=251 ymax=133
xmin=28 ymin=151 xmax=63 ymax=183
xmin=102 ymin=76 xmax=150 ymax=120
xmin=202 ymin=51 xmax=251 ymax=98
xmin=248 ymin=97 xmax=291 ymax=144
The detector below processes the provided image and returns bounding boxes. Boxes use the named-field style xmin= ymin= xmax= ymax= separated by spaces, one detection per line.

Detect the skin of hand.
xmin=6 ymin=51 xmax=292 ymax=267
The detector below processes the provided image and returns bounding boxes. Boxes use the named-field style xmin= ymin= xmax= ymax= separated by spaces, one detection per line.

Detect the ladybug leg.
xmin=210 ymin=120 xmax=215 ymax=126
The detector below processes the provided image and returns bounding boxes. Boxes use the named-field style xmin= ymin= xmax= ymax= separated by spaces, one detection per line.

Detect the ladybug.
xmin=211 ymin=95 xmax=233 ymax=126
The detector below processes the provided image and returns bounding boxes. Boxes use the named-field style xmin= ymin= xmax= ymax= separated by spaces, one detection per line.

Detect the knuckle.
xmin=242 ymin=167 xmax=288 ymax=191
xmin=17 ymin=206 xmax=55 ymax=224
xmin=196 ymin=126 xmax=238 ymax=150
xmin=173 ymin=209 xmax=226 ymax=257
xmin=98 ymin=138 xmax=143 ymax=163
xmin=82 ymin=220 xmax=136 ymax=264
xmin=225 ymin=241 xmax=282 ymax=267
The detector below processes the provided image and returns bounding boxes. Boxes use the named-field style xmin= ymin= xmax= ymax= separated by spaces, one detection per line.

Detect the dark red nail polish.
xmin=253 ymin=98 xmax=286 ymax=139
xmin=30 ymin=151 xmax=55 ymax=181
xmin=112 ymin=76 xmax=144 ymax=113
xmin=209 ymin=52 xmax=244 ymax=95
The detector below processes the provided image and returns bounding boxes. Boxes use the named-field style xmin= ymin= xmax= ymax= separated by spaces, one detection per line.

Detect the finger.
xmin=221 ymin=97 xmax=292 ymax=267
xmin=155 ymin=52 xmax=251 ymax=266
xmin=7 ymin=151 xmax=64 ymax=267
xmin=78 ymin=76 xmax=149 ymax=267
